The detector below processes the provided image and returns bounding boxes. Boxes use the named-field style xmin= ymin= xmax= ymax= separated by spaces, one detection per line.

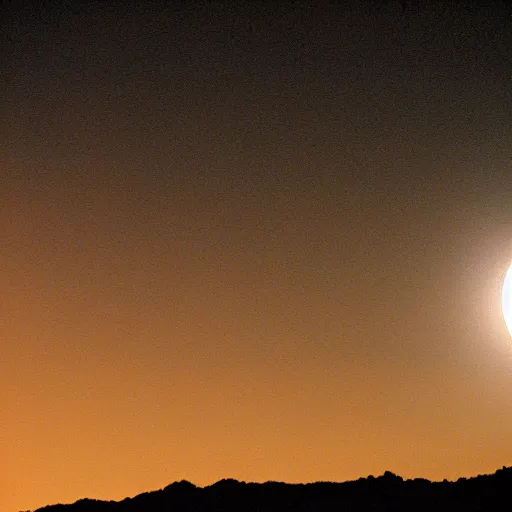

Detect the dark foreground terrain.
xmin=34 ymin=466 xmax=512 ymax=512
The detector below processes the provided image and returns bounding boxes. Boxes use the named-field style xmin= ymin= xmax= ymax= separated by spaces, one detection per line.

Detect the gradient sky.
xmin=2 ymin=2 xmax=512 ymax=511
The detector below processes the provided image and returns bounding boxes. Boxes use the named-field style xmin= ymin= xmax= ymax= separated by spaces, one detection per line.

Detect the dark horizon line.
xmin=31 ymin=464 xmax=512 ymax=512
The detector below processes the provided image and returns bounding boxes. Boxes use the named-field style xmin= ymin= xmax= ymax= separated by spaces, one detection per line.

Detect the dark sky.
xmin=2 ymin=2 xmax=512 ymax=511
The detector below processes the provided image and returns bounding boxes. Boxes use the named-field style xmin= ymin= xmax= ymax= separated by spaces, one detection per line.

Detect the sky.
xmin=2 ymin=1 xmax=512 ymax=511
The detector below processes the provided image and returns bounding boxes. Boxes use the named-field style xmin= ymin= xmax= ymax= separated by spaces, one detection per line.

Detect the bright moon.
xmin=502 ymin=264 xmax=512 ymax=337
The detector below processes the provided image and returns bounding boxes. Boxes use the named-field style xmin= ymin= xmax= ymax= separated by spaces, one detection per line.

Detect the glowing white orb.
xmin=502 ymin=264 xmax=512 ymax=337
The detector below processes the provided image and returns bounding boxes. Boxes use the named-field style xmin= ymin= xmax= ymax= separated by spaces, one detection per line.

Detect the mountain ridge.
xmin=31 ymin=466 xmax=512 ymax=511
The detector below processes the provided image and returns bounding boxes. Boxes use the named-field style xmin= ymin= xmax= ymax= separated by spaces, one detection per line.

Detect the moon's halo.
xmin=502 ymin=264 xmax=512 ymax=337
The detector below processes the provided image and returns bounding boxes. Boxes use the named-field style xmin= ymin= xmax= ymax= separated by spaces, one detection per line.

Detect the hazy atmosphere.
xmin=2 ymin=2 xmax=512 ymax=511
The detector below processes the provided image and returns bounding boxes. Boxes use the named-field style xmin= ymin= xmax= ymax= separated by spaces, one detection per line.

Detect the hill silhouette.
xmin=30 ymin=466 xmax=512 ymax=512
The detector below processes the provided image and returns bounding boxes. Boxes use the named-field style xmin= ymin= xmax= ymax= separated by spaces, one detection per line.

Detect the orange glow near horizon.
xmin=4 ymin=189 xmax=512 ymax=511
